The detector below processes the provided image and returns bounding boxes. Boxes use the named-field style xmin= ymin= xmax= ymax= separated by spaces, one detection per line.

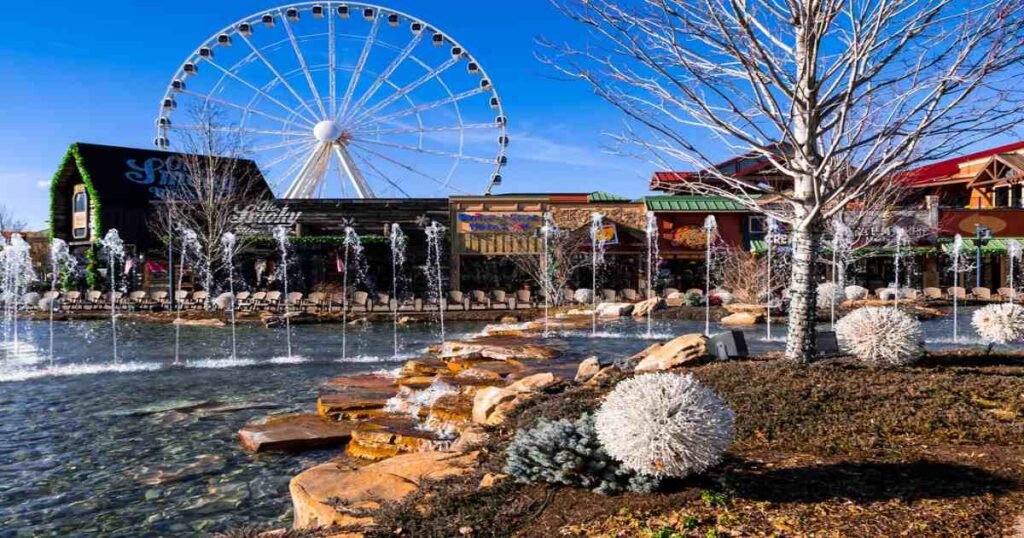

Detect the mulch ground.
xmin=366 ymin=354 xmax=1024 ymax=537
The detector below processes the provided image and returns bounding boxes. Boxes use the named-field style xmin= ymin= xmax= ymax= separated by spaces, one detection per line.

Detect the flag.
xmin=145 ymin=260 xmax=168 ymax=273
xmin=124 ymin=258 xmax=136 ymax=275
xmin=335 ymin=252 xmax=346 ymax=273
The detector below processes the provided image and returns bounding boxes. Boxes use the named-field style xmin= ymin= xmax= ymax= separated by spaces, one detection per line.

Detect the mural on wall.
xmin=457 ymin=212 xmax=544 ymax=233
xmin=666 ymin=224 xmax=708 ymax=249
xmin=551 ymin=206 xmax=647 ymax=231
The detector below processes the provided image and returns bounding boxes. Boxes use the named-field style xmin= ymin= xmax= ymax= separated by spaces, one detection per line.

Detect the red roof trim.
xmin=901 ymin=140 xmax=1024 ymax=186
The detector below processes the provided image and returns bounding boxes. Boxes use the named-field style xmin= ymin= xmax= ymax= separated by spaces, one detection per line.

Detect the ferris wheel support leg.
xmin=335 ymin=144 xmax=376 ymax=199
xmin=283 ymin=145 xmax=327 ymax=199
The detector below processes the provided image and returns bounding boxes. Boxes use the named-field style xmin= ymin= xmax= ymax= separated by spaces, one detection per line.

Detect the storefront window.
xmin=995 ymin=186 xmax=1010 ymax=208
xmin=72 ymin=188 xmax=89 ymax=239
xmin=748 ymin=216 xmax=766 ymax=234
xmin=1014 ymin=184 xmax=1023 ymax=208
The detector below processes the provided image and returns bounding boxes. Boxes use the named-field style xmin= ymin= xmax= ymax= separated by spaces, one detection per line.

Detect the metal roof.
xmin=588 ymin=191 xmax=630 ymax=202
xmin=644 ymin=195 xmax=749 ymax=212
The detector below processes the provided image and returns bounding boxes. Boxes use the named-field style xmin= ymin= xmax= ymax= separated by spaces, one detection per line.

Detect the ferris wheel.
xmin=155 ymin=2 xmax=508 ymax=199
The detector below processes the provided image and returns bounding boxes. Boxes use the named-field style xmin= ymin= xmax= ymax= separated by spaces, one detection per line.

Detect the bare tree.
xmin=149 ymin=106 xmax=261 ymax=308
xmin=0 ymin=204 xmax=27 ymax=232
xmin=510 ymin=226 xmax=592 ymax=305
xmin=545 ymin=0 xmax=1024 ymax=361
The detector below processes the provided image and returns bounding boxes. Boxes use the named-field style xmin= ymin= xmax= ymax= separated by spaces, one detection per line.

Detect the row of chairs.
xmin=922 ymin=286 xmax=1017 ymax=302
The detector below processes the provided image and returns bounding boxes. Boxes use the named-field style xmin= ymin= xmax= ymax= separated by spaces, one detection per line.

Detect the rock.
xmin=574 ymin=357 xmax=601 ymax=383
xmin=238 ymin=413 xmax=354 ymax=453
xmin=845 ymin=285 xmax=869 ymax=301
xmin=317 ymin=384 xmax=396 ymax=421
xmin=400 ymin=359 xmax=446 ymax=378
xmin=397 ymin=316 xmax=413 ymax=325
xmin=596 ymin=302 xmax=635 ymax=318
xmin=724 ymin=303 xmax=768 ymax=315
xmin=479 ymin=473 xmax=508 ymax=489
xmin=720 ymin=312 xmax=762 ymax=326
xmin=634 ymin=334 xmax=708 ymax=372
xmin=455 ymin=367 xmax=504 ymax=381
xmin=290 ymin=450 xmax=480 ymax=530
xmin=38 ymin=297 xmax=61 ymax=312
xmin=430 ymin=394 xmax=475 ymax=424
xmin=499 ymin=316 xmax=519 ymax=323
xmin=346 ymin=416 xmax=454 ymax=460
xmin=348 ymin=317 xmax=369 ymax=325
xmin=574 ymin=288 xmax=594 ymax=304
xmin=173 ymin=318 xmax=227 ymax=327
xmin=439 ymin=342 xmax=486 ymax=360
xmin=665 ymin=291 xmax=687 ymax=307
xmin=507 ymin=372 xmax=557 ymax=393
xmin=632 ymin=297 xmax=665 ymax=318
xmin=471 ymin=372 xmax=557 ymax=425
xmin=451 ymin=425 xmax=490 ymax=453
xmin=481 ymin=344 xmax=560 ymax=361
xmin=471 ymin=387 xmax=518 ymax=425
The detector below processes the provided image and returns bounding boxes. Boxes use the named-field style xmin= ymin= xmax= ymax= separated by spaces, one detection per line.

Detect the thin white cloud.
xmin=36 ymin=180 xmax=50 ymax=189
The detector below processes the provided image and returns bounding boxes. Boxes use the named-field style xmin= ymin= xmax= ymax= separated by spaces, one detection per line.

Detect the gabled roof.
xmin=644 ymin=195 xmax=750 ymax=212
xmin=900 ymin=141 xmax=1024 ymax=186
xmin=650 ymin=145 xmax=790 ymax=191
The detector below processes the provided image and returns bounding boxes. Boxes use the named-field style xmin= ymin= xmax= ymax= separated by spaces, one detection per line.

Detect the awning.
xmin=939 ymin=237 xmax=1024 ymax=255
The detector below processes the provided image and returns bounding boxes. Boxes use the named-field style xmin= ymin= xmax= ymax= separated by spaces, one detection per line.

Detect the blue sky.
xmin=0 ymin=0 xmax=660 ymax=229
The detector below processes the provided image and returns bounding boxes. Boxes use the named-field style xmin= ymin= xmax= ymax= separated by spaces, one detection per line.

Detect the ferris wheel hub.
xmin=313 ymin=120 xmax=344 ymax=143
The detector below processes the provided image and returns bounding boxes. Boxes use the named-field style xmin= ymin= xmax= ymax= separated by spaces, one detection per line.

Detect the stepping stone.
xmin=346 ymin=416 xmax=452 ymax=461
xmin=317 ymin=385 xmax=396 ymax=421
xmin=237 ymin=413 xmax=354 ymax=453
xmin=429 ymin=394 xmax=474 ymax=424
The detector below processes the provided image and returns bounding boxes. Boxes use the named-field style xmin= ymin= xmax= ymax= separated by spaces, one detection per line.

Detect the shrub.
xmin=594 ymin=373 xmax=735 ymax=478
xmin=684 ymin=291 xmax=705 ymax=307
xmin=972 ymin=303 xmax=1024 ymax=345
xmin=835 ymin=307 xmax=922 ymax=366
xmin=503 ymin=413 xmax=660 ymax=495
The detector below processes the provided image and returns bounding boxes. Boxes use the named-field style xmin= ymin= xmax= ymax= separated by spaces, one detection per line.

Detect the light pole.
xmin=975 ymin=224 xmax=992 ymax=289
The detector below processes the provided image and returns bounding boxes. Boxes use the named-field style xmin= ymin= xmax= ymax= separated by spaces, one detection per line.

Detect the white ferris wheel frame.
xmin=155 ymin=1 xmax=509 ymax=199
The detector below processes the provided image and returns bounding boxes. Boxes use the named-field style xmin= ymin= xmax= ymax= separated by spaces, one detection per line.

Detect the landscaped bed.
xmin=363 ymin=356 xmax=1024 ymax=537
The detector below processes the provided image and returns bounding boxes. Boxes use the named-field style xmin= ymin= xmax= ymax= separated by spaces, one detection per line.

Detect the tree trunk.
xmin=784 ymin=223 xmax=821 ymax=362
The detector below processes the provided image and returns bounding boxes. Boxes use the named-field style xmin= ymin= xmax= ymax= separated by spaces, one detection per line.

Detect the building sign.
xmin=596 ymin=223 xmax=619 ymax=246
xmin=125 ymin=156 xmax=192 ymax=200
xmin=941 ymin=210 xmax=1024 ymax=237
xmin=229 ymin=201 xmax=303 ymax=236
xmin=457 ymin=212 xmax=543 ymax=233
xmin=668 ymin=225 xmax=708 ymax=249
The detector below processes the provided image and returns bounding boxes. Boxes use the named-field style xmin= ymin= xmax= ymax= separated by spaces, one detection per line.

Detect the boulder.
xmin=574 ymin=288 xmax=594 ymax=305
xmin=720 ymin=312 xmax=762 ymax=326
xmin=346 ymin=416 xmax=454 ymax=461
xmin=666 ymin=291 xmax=687 ymax=307
xmin=471 ymin=372 xmax=556 ymax=425
xmin=37 ymin=297 xmax=60 ymax=312
xmin=479 ymin=473 xmax=509 ymax=489
xmin=634 ymin=334 xmax=708 ymax=372
xmin=574 ymin=357 xmax=601 ymax=383
xmin=632 ymin=297 xmax=665 ymax=318
xmin=481 ymin=344 xmax=560 ymax=361
xmin=471 ymin=386 xmax=518 ymax=425
xmin=450 ymin=425 xmax=490 ymax=453
xmin=238 ymin=413 xmax=354 ymax=453
xmin=173 ymin=318 xmax=227 ymax=327
xmin=290 ymin=450 xmax=480 ymax=530
xmin=214 ymin=293 xmax=235 ymax=310
xmin=845 ymin=285 xmax=869 ymax=301
xmin=724 ymin=303 xmax=768 ymax=315
xmin=399 ymin=358 xmax=446 ymax=378
xmin=317 ymin=383 xmax=397 ymax=421
xmin=596 ymin=302 xmax=635 ymax=318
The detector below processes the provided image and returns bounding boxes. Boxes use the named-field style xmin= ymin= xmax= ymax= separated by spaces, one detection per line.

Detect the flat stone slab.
xmin=238 ymin=413 xmax=355 ymax=453
xmin=346 ymin=416 xmax=451 ymax=461
xmin=317 ymin=385 xmax=397 ymax=421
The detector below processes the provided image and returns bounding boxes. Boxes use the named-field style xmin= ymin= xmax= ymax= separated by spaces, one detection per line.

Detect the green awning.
xmin=940 ymin=238 xmax=1024 ymax=255
xmin=644 ymin=195 xmax=751 ymax=212
xmin=588 ymin=191 xmax=629 ymax=202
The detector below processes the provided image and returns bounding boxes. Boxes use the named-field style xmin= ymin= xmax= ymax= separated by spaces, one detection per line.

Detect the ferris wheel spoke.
xmin=338 ymin=11 xmax=383 ymax=119
xmin=179 ymin=90 xmax=313 ymax=131
xmin=251 ymin=137 xmax=317 ymax=153
xmin=345 ymin=56 xmax=460 ymax=126
xmin=348 ymin=138 xmax=494 ymax=165
xmin=280 ymin=9 xmax=328 ymax=119
xmin=172 ymin=124 xmax=309 ymax=137
xmin=353 ymin=122 xmax=496 ymax=137
xmin=352 ymin=86 xmax=488 ymax=131
xmin=350 ymin=151 xmax=412 ymax=197
xmin=345 ymin=30 xmax=426 ymax=121
xmin=349 ymin=142 xmax=469 ymax=194
xmin=270 ymin=144 xmax=320 ymax=192
xmin=329 ymin=7 xmax=337 ymax=119
xmin=237 ymin=32 xmax=323 ymax=123
xmin=261 ymin=140 xmax=319 ymax=173
xmin=284 ymin=144 xmax=332 ymax=198
xmin=190 ymin=63 xmax=318 ymax=128
xmin=333 ymin=144 xmax=376 ymax=198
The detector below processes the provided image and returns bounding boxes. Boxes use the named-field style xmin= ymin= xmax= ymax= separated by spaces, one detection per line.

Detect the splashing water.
xmin=951 ymin=234 xmax=967 ymax=343
xmin=424 ymin=221 xmax=446 ymax=344
xmin=830 ymin=219 xmax=853 ymax=328
xmin=222 ymin=232 xmax=238 ymax=362
xmin=645 ymin=211 xmax=660 ymax=337
xmin=176 ymin=228 xmax=200 ymax=365
xmin=702 ymin=215 xmax=718 ymax=336
xmin=764 ymin=217 xmax=783 ymax=340
xmin=541 ymin=213 xmax=557 ymax=337
xmin=273 ymin=226 xmax=293 ymax=360
xmin=1008 ymin=239 xmax=1021 ymax=304
xmin=342 ymin=227 xmax=366 ymax=361
xmin=101 ymin=229 xmax=125 ymax=363
xmin=1 ymin=234 xmax=35 ymax=359
xmin=48 ymin=239 xmax=76 ymax=365
xmin=389 ymin=224 xmax=407 ymax=359
xmin=892 ymin=226 xmax=908 ymax=308
xmin=589 ymin=213 xmax=607 ymax=335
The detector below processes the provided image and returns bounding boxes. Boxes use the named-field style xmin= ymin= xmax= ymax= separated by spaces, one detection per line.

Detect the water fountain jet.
xmin=222 ymin=232 xmax=238 ymax=362
xmin=703 ymin=215 xmax=718 ymax=336
xmin=273 ymin=226 xmax=293 ymax=360
xmin=48 ymin=239 xmax=75 ymax=365
xmin=424 ymin=221 xmax=446 ymax=344
xmin=645 ymin=211 xmax=659 ymax=337
xmin=101 ymin=229 xmax=125 ymax=362
xmin=589 ymin=213 xmax=607 ymax=335
xmin=389 ymin=224 xmax=407 ymax=359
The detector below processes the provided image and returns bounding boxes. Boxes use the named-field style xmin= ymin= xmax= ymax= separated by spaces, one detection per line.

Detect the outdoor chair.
xmin=514 ymin=290 xmax=533 ymax=309
xmin=304 ymin=292 xmax=327 ymax=312
xmin=469 ymin=290 xmax=491 ymax=310
xmin=874 ymin=288 xmax=890 ymax=299
xmin=662 ymin=288 xmax=680 ymax=299
xmin=446 ymin=291 xmax=468 ymax=311
xmin=998 ymin=287 xmax=1017 ymax=302
xmin=243 ymin=291 xmax=266 ymax=311
xmin=64 ymin=290 xmax=83 ymax=310
xmin=174 ymin=290 xmax=190 ymax=310
xmin=396 ymin=292 xmax=421 ymax=312
xmin=328 ymin=292 xmax=347 ymax=313
xmin=620 ymin=289 xmax=639 ymax=302
xmin=923 ymin=287 xmax=943 ymax=300
xmin=947 ymin=287 xmax=967 ymax=301
xmin=370 ymin=293 xmax=392 ymax=312
xmin=102 ymin=291 xmax=124 ymax=311
xmin=128 ymin=291 xmax=153 ymax=311
xmin=84 ymin=290 xmax=102 ymax=311
xmin=285 ymin=292 xmax=304 ymax=313
xmin=235 ymin=291 xmax=251 ymax=305
xmin=151 ymin=291 xmax=169 ymax=308
xmin=902 ymin=289 xmax=920 ymax=301
xmin=350 ymin=291 xmax=371 ymax=312
xmin=601 ymin=289 xmax=618 ymax=302
xmin=264 ymin=291 xmax=283 ymax=311
xmin=971 ymin=287 xmax=993 ymax=301
xmin=490 ymin=290 xmax=514 ymax=309
xmin=191 ymin=291 xmax=209 ymax=310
